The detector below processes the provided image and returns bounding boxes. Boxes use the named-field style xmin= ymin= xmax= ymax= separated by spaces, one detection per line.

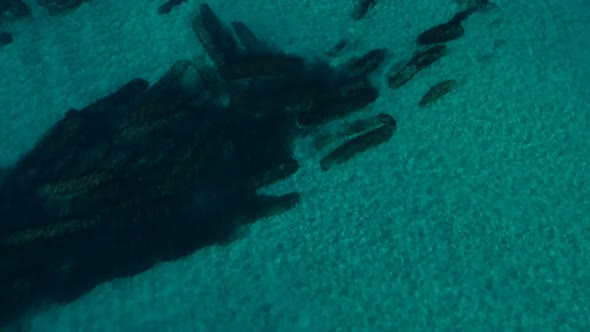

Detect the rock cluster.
xmin=0 ymin=0 xmax=497 ymax=327
xmin=0 ymin=2 xmax=397 ymax=327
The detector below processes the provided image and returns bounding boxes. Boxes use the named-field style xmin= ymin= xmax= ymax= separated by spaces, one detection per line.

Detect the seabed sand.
xmin=1 ymin=0 xmax=590 ymax=330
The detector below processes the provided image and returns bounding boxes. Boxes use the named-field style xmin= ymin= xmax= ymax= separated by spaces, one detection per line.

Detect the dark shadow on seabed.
xmin=0 ymin=0 xmax=495 ymax=327
xmin=0 ymin=3 xmax=397 ymax=328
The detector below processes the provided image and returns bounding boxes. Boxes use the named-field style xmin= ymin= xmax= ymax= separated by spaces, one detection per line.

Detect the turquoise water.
xmin=1 ymin=0 xmax=589 ymax=331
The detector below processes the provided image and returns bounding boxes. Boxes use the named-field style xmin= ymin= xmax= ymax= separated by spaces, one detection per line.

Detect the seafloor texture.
xmin=1 ymin=0 xmax=589 ymax=331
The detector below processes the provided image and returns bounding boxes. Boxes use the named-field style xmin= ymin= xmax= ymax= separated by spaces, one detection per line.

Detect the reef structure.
xmin=0 ymin=2 xmax=398 ymax=327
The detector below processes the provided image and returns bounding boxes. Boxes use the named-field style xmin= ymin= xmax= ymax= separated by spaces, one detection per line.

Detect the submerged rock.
xmin=312 ymin=113 xmax=395 ymax=151
xmin=0 ymin=32 xmax=13 ymax=47
xmin=157 ymin=0 xmax=187 ymax=14
xmin=417 ymin=0 xmax=496 ymax=45
xmin=387 ymin=45 xmax=446 ymax=89
xmin=0 ymin=3 xmax=402 ymax=327
xmin=351 ymin=0 xmax=379 ymax=21
xmin=418 ymin=79 xmax=458 ymax=107
xmin=0 ymin=69 xmax=301 ymax=327
xmin=327 ymin=38 xmax=348 ymax=58
xmin=298 ymin=82 xmax=379 ymax=126
xmin=38 ymin=0 xmax=84 ymax=16
xmin=320 ymin=114 xmax=396 ymax=171
xmin=219 ymin=53 xmax=305 ymax=80
xmin=0 ymin=0 xmax=31 ymax=20
xmin=231 ymin=21 xmax=270 ymax=54
xmin=417 ymin=16 xmax=465 ymax=45
xmin=340 ymin=48 xmax=388 ymax=80
xmin=192 ymin=3 xmax=240 ymax=69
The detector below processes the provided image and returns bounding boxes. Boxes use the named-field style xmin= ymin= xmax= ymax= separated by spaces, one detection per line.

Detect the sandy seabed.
xmin=1 ymin=0 xmax=590 ymax=330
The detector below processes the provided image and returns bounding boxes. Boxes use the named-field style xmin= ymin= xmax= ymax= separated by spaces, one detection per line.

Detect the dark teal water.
xmin=1 ymin=0 xmax=589 ymax=331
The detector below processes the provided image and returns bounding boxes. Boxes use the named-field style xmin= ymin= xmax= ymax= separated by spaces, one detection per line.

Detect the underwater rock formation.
xmin=231 ymin=21 xmax=270 ymax=54
xmin=416 ymin=2 xmax=492 ymax=45
xmin=0 ymin=31 xmax=12 ymax=46
xmin=0 ymin=0 xmax=506 ymax=326
xmin=327 ymin=38 xmax=348 ymax=58
xmin=418 ymin=79 xmax=458 ymax=107
xmin=312 ymin=113 xmax=393 ymax=151
xmin=320 ymin=114 xmax=396 ymax=171
xmin=38 ymin=0 xmax=85 ymax=16
xmin=387 ymin=45 xmax=447 ymax=89
xmin=190 ymin=4 xmax=394 ymax=140
xmin=0 ymin=0 xmax=507 ymax=324
xmin=298 ymin=81 xmax=379 ymax=126
xmin=0 ymin=65 xmax=301 ymax=327
xmin=192 ymin=3 xmax=240 ymax=70
xmin=340 ymin=48 xmax=388 ymax=80
xmin=0 ymin=3 xmax=400 ymax=327
xmin=295 ymin=47 xmax=388 ymax=127
xmin=157 ymin=0 xmax=187 ymax=14
xmin=417 ymin=13 xmax=466 ymax=45
xmin=0 ymin=0 xmax=31 ymax=20
xmin=351 ymin=0 xmax=379 ymax=21
xmin=220 ymin=53 xmax=306 ymax=80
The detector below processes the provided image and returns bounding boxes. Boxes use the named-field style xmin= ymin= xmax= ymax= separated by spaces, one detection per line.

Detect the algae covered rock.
xmin=419 ymin=79 xmax=458 ymax=107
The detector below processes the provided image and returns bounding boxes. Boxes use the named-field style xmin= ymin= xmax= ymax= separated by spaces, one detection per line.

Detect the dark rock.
xmin=251 ymin=158 xmax=300 ymax=188
xmin=250 ymin=192 xmax=301 ymax=220
xmin=0 ymin=68 xmax=301 ymax=327
xmin=418 ymin=79 xmax=457 ymax=107
xmin=143 ymin=60 xmax=201 ymax=103
xmin=157 ymin=0 xmax=187 ymax=14
xmin=38 ymin=0 xmax=84 ymax=16
xmin=0 ymin=167 xmax=10 ymax=187
xmin=417 ymin=1 xmax=495 ymax=45
xmin=387 ymin=45 xmax=446 ymax=89
xmin=417 ymin=20 xmax=465 ymax=45
xmin=220 ymin=53 xmax=305 ymax=80
xmin=227 ymin=66 xmax=331 ymax=114
xmin=0 ymin=3 xmax=399 ymax=327
xmin=0 ymin=32 xmax=13 ymax=47
xmin=299 ymin=82 xmax=379 ymax=126
xmin=195 ymin=13 xmax=303 ymax=81
xmin=192 ymin=3 xmax=240 ymax=68
xmin=313 ymin=113 xmax=394 ymax=151
xmin=351 ymin=0 xmax=378 ymax=21
xmin=327 ymin=38 xmax=348 ymax=58
xmin=0 ymin=0 xmax=31 ymax=20
xmin=320 ymin=114 xmax=396 ymax=171
xmin=341 ymin=48 xmax=388 ymax=80
xmin=231 ymin=21 xmax=269 ymax=54
xmin=454 ymin=0 xmax=496 ymax=11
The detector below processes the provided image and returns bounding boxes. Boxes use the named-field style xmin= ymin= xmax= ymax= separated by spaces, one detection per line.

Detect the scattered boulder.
xmin=157 ymin=0 xmax=187 ymax=15
xmin=351 ymin=0 xmax=379 ymax=21
xmin=38 ymin=0 xmax=85 ymax=16
xmin=0 ymin=32 xmax=13 ymax=47
xmin=418 ymin=79 xmax=458 ymax=107
xmin=387 ymin=45 xmax=447 ymax=89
